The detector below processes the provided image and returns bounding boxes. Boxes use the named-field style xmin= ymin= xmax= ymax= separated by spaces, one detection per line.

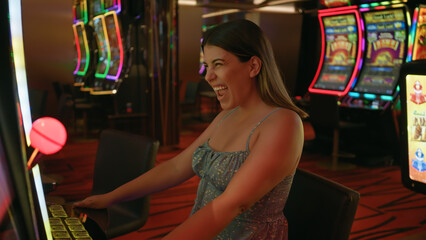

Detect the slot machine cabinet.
xmin=89 ymin=0 xmax=149 ymax=117
xmin=399 ymin=60 xmax=426 ymax=194
xmin=308 ymin=4 xmax=364 ymax=97
xmin=399 ymin=4 xmax=426 ymax=195
xmin=2 ymin=1 xmax=107 ymax=239
xmin=340 ymin=1 xmax=412 ymax=111
xmin=337 ymin=0 xmax=416 ymax=165
xmin=72 ymin=0 xmax=96 ymax=91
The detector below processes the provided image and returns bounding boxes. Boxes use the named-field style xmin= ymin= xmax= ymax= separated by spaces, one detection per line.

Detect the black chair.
xmin=180 ymin=81 xmax=200 ymax=117
xmin=284 ymin=168 xmax=360 ymax=240
xmin=308 ymin=93 xmax=363 ymax=170
xmin=91 ymin=129 xmax=159 ymax=238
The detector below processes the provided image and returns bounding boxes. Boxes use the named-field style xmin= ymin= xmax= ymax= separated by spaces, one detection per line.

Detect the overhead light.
xmin=178 ymin=0 xmax=197 ymax=6
xmin=256 ymin=5 xmax=297 ymax=13
xmin=253 ymin=0 xmax=267 ymax=4
xmin=202 ymin=9 xmax=241 ymax=18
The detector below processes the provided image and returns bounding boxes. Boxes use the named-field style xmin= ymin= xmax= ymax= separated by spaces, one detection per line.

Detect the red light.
xmin=30 ymin=117 xmax=67 ymax=155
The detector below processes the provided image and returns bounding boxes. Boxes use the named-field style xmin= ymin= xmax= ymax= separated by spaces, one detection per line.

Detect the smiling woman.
xmin=75 ymin=19 xmax=307 ymax=240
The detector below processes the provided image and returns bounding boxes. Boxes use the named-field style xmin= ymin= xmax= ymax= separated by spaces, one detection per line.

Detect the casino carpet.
xmin=41 ymin=119 xmax=426 ymax=240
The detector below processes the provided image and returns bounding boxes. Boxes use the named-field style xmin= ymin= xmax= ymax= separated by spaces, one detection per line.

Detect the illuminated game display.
xmin=104 ymin=11 xmax=123 ymax=80
xmin=411 ymin=5 xmax=426 ymax=61
xmin=73 ymin=0 xmax=88 ymax=24
xmin=400 ymin=63 xmax=426 ymax=194
xmin=354 ymin=8 xmax=407 ymax=95
xmin=72 ymin=22 xmax=90 ymax=79
xmin=93 ymin=15 xmax=111 ymax=79
xmin=405 ymin=75 xmax=426 ymax=177
xmin=309 ymin=6 xmax=363 ymax=96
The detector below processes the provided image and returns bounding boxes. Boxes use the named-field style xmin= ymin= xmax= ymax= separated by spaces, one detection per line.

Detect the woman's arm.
xmin=74 ymin=111 xmax=229 ymax=209
xmin=163 ymin=109 xmax=304 ymax=239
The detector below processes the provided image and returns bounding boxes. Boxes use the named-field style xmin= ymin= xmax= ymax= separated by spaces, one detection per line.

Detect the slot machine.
xmin=308 ymin=0 xmax=364 ymax=97
xmin=336 ymin=0 xmax=415 ymax=164
xmin=89 ymin=0 xmax=149 ymax=117
xmin=399 ymin=4 xmax=426 ymax=194
xmin=91 ymin=4 xmax=113 ymax=93
xmin=1 ymin=0 xmax=108 ymax=239
xmin=72 ymin=0 xmax=96 ymax=91
xmin=340 ymin=0 xmax=412 ymax=111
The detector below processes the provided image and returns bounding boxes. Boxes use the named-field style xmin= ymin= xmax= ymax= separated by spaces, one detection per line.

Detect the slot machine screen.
xmin=74 ymin=4 xmax=82 ymax=22
xmin=74 ymin=22 xmax=90 ymax=75
xmin=104 ymin=11 xmax=123 ymax=80
xmin=92 ymin=0 xmax=103 ymax=16
xmin=312 ymin=13 xmax=359 ymax=91
xmin=93 ymin=15 xmax=110 ymax=78
xmin=400 ymin=67 xmax=426 ymax=194
xmin=104 ymin=0 xmax=115 ymax=10
xmin=412 ymin=6 xmax=426 ymax=61
xmin=354 ymin=8 xmax=407 ymax=95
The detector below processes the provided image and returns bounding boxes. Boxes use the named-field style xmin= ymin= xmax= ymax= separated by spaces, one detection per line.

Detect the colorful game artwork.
xmin=406 ymin=74 xmax=426 ymax=182
xmin=410 ymin=80 xmax=426 ymax=104
xmin=93 ymin=15 xmax=111 ymax=78
xmin=314 ymin=13 xmax=358 ymax=91
xmin=104 ymin=11 xmax=123 ymax=80
xmin=354 ymin=8 xmax=407 ymax=95
xmin=413 ymin=7 xmax=426 ymax=61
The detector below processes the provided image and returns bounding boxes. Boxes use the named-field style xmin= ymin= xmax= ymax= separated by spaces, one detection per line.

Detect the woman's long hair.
xmin=202 ymin=19 xmax=308 ymax=119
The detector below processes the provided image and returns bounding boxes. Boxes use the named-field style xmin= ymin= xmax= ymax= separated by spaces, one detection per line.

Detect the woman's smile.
xmin=213 ymin=85 xmax=228 ymax=99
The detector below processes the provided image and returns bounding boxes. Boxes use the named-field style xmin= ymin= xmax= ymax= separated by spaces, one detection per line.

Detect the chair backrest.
xmin=284 ymin=168 xmax=360 ymax=240
xmin=183 ymin=81 xmax=200 ymax=104
xmin=309 ymin=93 xmax=340 ymax=129
xmin=92 ymin=129 xmax=159 ymax=238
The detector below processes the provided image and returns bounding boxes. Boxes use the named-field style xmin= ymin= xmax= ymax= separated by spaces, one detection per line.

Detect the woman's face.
xmin=203 ymin=45 xmax=258 ymax=110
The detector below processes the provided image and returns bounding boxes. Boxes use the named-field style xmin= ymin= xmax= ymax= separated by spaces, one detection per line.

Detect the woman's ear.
xmin=249 ymin=56 xmax=262 ymax=78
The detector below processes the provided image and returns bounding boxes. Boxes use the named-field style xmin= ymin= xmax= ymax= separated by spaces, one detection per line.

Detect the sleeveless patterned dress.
xmin=191 ymin=108 xmax=294 ymax=239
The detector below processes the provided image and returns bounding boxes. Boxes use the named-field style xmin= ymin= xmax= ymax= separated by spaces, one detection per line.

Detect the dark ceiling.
xmin=195 ymin=0 xmax=318 ymax=12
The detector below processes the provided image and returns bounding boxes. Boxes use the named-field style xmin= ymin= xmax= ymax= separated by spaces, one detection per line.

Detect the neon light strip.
xmin=32 ymin=165 xmax=52 ymax=240
xmin=8 ymin=1 xmax=52 ymax=239
xmin=104 ymin=0 xmax=122 ymax=13
xmin=76 ymin=22 xmax=90 ymax=76
xmin=117 ymin=0 xmax=122 ymax=13
xmin=105 ymin=11 xmax=123 ymax=80
xmin=359 ymin=1 xmax=406 ymax=11
xmin=406 ymin=7 xmax=418 ymax=62
xmin=72 ymin=24 xmax=81 ymax=75
xmin=309 ymin=7 xmax=363 ymax=96
xmin=102 ymin=0 xmax=105 ymax=13
xmin=9 ymin=0 xmax=32 ymax=141
xmin=94 ymin=15 xmax=111 ymax=78
xmin=82 ymin=0 xmax=88 ymax=24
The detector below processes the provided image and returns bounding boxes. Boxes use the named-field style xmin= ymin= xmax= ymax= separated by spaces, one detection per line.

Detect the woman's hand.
xmin=73 ymin=194 xmax=113 ymax=209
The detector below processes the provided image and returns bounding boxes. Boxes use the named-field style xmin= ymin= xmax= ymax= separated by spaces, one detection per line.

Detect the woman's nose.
xmin=204 ymin=69 xmax=215 ymax=83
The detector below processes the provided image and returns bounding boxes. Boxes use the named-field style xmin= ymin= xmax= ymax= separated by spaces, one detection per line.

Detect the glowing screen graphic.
xmin=405 ymin=74 xmax=426 ymax=184
xmin=313 ymin=14 xmax=358 ymax=91
xmin=413 ymin=6 xmax=426 ymax=61
xmin=93 ymin=15 xmax=110 ymax=78
xmin=355 ymin=9 xmax=407 ymax=95
xmin=104 ymin=11 xmax=123 ymax=80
